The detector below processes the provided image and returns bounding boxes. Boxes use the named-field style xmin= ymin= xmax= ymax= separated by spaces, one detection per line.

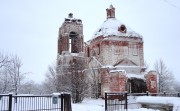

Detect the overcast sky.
xmin=0 ymin=0 xmax=180 ymax=83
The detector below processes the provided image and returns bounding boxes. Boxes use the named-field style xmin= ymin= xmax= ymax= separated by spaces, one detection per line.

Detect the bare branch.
xmin=154 ymin=58 xmax=174 ymax=92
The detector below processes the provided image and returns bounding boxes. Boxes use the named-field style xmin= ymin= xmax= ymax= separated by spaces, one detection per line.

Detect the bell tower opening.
xmin=57 ymin=13 xmax=83 ymax=55
xmin=69 ymin=32 xmax=78 ymax=53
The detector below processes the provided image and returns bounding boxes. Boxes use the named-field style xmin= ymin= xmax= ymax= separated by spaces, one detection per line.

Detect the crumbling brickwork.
xmin=58 ymin=13 xmax=83 ymax=55
xmin=145 ymin=71 xmax=158 ymax=93
xmin=57 ymin=5 xmax=158 ymax=98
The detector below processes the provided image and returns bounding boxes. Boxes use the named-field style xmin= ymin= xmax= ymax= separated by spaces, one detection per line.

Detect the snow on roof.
xmin=102 ymin=36 xmax=143 ymax=42
xmin=64 ymin=13 xmax=82 ymax=24
xmin=108 ymin=69 xmax=145 ymax=79
xmin=109 ymin=4 xmax=114 ymax=9
xmin=101 ymin=65 xmax=142 ymax=69
xmin=136 ymin=96 xmax=180 ymax=111
xmin=91 ymin=18 xmax=141 ymax=40
xmin=52 ymin=93 xmax=61 ymax=96
xmin=115 ymin=65 xmax=142 ymax=68
xmin=127 ymin=73 xmax=145 ymax=79
xmin=110 ymin=69 xmax=126 ymax=73
xmin=101 ymin=65 xmax=114 ymax=68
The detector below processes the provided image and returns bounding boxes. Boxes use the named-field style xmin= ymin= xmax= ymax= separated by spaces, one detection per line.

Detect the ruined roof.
xmin=109 ymin=4 xmax=114 ymax=9
xmin=91 ymin=18 xmax=141 ymax=40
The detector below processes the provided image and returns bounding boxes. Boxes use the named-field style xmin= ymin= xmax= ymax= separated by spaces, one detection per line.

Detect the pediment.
xmin=114 ymin=58 xmax=138 ymax=66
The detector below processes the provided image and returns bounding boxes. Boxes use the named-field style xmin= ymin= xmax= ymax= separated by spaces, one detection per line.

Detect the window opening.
xmin=69 ymin=32 xmax=78 ymax=53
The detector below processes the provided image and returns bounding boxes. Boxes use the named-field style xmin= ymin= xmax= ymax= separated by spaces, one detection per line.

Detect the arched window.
xmin=97 ymin=44 xmax=100 ymax=55
xmin=87 ymin=47 xmax=90 ymax=57
xmin=69 ymin=32 xmax=78 ymax=53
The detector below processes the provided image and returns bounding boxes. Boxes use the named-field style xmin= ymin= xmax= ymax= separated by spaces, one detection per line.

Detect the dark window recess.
xmin=118 ymin=25 xmax=127 ymax=33
xmin=72 ymin=20 xmax=76 ymax=22
xmin=98 ymin=83 xmax=101 ymax=97
xmin=69 ymin=32 xmax=78 ymax=53
xmin=97 ymin=44 xmax=100 ymax=55
xmin=87 ymin=47 xmax=90 ymax=57
xmin=77 ymin=19 xmax=82 ymax=23
xmin=65 ymin=19 xmax=70 ymax=22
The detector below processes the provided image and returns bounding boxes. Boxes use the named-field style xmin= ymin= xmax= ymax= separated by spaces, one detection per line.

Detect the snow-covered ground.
xmin=72 ymin=98 xmax=104 ymax=111
xmin=137 ymin=96 xmax=180 ymax=111
xmin=1 ymin=95 xmax=179 ymax=111
xmin=72 ymin=98 xmax=162 ymax=111
xmin=72 ymin=97 xmax=180 ymax=111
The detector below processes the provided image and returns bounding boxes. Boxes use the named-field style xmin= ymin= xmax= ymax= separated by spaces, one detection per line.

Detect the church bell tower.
xmin=58 ymin=13 xmax=84 ymax=55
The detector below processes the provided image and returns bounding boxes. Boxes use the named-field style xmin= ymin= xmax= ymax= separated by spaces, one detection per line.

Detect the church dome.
xmin=92 ymin=18 xmax=141 ymax=39
xmin=91 ymin=5 xmax=141 ymax=40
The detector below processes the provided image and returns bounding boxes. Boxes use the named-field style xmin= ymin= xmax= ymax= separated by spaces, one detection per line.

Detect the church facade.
xmin=57 ymin=5 xmax=157 ymax=97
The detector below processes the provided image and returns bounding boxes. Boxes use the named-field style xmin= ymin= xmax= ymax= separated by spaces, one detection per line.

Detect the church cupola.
xmin=106 ymin=4 xmax=115 ymax=19
xmin=68 ymin=13 xmax=73 ymax=18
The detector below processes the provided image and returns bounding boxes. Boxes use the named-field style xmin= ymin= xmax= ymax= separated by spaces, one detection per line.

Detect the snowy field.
xmin=72 ymin=98 xmax=158 ymax=111
xmin=72 ymin=97 xmax=180 ymax=111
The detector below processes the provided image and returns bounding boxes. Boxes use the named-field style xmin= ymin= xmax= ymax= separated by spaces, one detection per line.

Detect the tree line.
xmin=0 ymin=52 xmax=45 ymax=94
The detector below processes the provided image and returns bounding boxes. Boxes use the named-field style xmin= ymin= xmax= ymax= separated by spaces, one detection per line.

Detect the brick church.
xmin=57 ymin=5 xmax=157 ymax=97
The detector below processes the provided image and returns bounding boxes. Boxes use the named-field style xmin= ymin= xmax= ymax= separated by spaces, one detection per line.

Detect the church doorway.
xmin=126 ymin=78 xmax=147 ymax=93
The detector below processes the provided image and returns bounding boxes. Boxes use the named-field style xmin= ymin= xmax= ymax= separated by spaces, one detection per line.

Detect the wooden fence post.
xmin=61 ymin=93 xmax=64 ymax=111
xmin=105 ymin=92 xmax=107 ymax=111
xmin=125 ymin=92 xmax=128 ymax=110
xmin=64 ymin=93 xmax=72 ymax=111
xmin=146 ymin=91 xmax=149 ymax=96
xmin=164 ymin=91 xmax=166 ymax=96
xmin=8 ymin=94 xmax=12 ymax=111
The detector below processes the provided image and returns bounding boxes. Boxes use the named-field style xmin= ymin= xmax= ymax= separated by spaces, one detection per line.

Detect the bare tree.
xmin=0 ymin=52 xmax=27 ymax=94
xmin=57 ymin=58 xmax=89 ymax=103
xmin=19 ymin=80 xmax=35 ymax=94
xmin=6 ymin=55 xmax=26 ymax=94
xmin=154 ymin=58 xmax=174 ymax=92
xmin=43 ymin=63 xmax=58 ymax=93
xmin=42 ymin=62 xmax=68 ymax=94
xmin=0 ymin=67 xmax=12 ymax=93
xmin=88 ymin=63 xmax=101 ymax=99
xmin=144 ymin=60 xmax=149 ymax=71
xmin=0 ymin=52 xmax=10 ymax=69
xmin=70 ymin=59 xmax=89 ymax=103
xmin=0 ymin=52 xmax=12 ymax=93
xmin=173 ymin=81 xmax=180 ymax=92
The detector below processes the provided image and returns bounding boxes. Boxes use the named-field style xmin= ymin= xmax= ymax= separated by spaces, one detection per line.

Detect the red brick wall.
xmin=100 ymin=68 xmax=127 ymax=97
xmin=86 ymin=36 xmax=144 ymax=67
xmin=145 ymin=71 xmax=157 ymax=93
xmin=58 ymin=18 xmax=83 ymax=54
xmin=109 ymin=72 xmax=127 ymax=92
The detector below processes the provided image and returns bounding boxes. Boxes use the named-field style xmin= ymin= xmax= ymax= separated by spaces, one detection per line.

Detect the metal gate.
xmin=105 ymin=91 xmax=180 ymax=111
xmin=0 ymin=93 xmax=72 ymax=111
xmin=105 ymin=92 xmax=128 ymax=111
